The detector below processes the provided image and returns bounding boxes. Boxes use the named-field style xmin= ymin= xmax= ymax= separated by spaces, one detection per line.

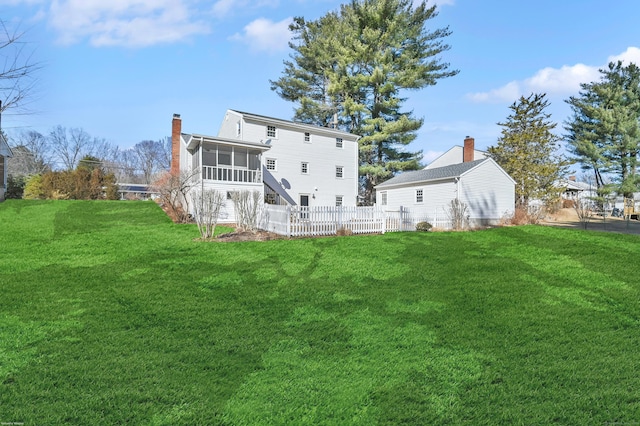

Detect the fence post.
xmin=381 ymin=208 xmax=386 ymax=234
xmin=400 ymin=206 xmax=404 ymax=232
xmin=286 ymin=205 xmax=291 ymax=237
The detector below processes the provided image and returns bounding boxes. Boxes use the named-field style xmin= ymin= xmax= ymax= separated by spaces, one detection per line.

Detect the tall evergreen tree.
xmin=488 ymin=93 xmax=569 ymax=208
xmin=565 ymin=61 xmax=640 ymax=199
xmin=271 ymin=0 xmax=457 ymax=204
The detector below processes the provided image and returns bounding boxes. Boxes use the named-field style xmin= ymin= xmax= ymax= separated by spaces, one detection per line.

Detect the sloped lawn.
xmin=1 ymin=199 xmax=639 ymax=424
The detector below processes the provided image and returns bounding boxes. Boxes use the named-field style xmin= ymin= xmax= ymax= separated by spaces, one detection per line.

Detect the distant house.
xmin=0 ymin=133 xmax=13 ymax=201
xmin=375 ymin=137 xmax=515 ymax=226
xmin=172 ymin=110 xmax=360 ymax=222
xmin=559 ymin=177 xmax=596 ymax=204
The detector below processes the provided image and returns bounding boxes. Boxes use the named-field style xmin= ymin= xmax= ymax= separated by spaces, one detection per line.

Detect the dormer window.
xmin=336 ymin=138 xmax=343 ymax=148
xmin=267 ymin=125 xmax=277 ymax=138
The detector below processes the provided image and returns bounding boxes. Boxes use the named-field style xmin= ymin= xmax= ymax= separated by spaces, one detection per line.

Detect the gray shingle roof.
xmin=229 ymin=110 xmax=359 ymax=139
xmin=376 ymin=159 xmax=487 ymax=188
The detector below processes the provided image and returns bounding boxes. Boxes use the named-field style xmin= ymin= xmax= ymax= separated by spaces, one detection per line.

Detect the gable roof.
xmin=0 ymin=133 xmax=12 ymax=157
xmin=228 ymin=110 xmax=360 ymax=140
xmin=424 ymin=145 xmax=487 ymax=169
xmin=375 ymin=159 xmax=489 ymax=189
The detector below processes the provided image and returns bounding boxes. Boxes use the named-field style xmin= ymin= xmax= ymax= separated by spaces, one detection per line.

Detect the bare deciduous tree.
xmin=151 ymin=169 xmax=199 ymax=223
xmin=446 ymin=199 xmax=469 ymax=231
xmin=232 ymin=190 xmax=262 ymax=232
xmin=49 ymin=126 xmax=92 ymax=170
xmin=193 ymin=189 xmax=225 ymax=239
xmin=574 ymin=198 xmax=592 ymax=230
xmin=7 ymin=130 xmax=52 ymax=176
xmin=0 ymin=20 xmax=41 ymax=115
xmin=133 ymin=139 xmax=170 ymax=184
xmin=48 ymin=126 xmax=117 ymax=170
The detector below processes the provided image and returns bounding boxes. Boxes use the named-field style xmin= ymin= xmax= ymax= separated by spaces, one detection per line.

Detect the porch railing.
xmin=201 ymin=165 xmax=261 ymax=184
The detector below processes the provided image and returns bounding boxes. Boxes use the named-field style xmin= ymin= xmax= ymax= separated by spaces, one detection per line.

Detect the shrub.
xmin=509 ymin=205 xmax=546 ymax=225
xmin=6 ymin=175 xmax=26 ymax=199
xmin=23 ymin=174 xmax=44 ymax=199
xmin=446 ymin=199 xmax=469 ymax=230
xmin=416 ymin=221 xmax=432 ymax=232
xmin=336 ymin=226 xmax=353 ymax=236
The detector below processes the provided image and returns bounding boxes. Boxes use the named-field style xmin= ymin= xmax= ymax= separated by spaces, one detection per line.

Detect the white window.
xmin=335 ymin=166 xmax=343 ymax=178
xmin=304 ymin=132 xmax=311 ymax=143
xmin=267 ymin=125 xmax=276 ymax=138
xmin=336 ymin=137 xmax=343 ymax=148
xmin=301 ymin=162 xmax=309 ymax=174
xmin=416 ymin=189 xmax=423 ymax=203
xmin=236 ymin=121 xmax=241 ymax=137
xmin=335 ymin=196 xmax=343 ymax=207
xmin=266 ymin=158 xmax=277 ymax=171
xmin=381 ymin=191 xmax=387 ymax=206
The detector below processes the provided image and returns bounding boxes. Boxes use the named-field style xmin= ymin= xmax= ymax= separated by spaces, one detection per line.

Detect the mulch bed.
xmin=213 ymin=230 xmax=285 ymax=242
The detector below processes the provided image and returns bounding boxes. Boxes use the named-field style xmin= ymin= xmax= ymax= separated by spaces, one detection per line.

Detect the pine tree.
xmin=488 ymin=93 xmax=569 ymax=208
xmin=271 ymin=0 xmax=457 ymax=204
xmin=565 ymin=61 xmax=640 ymax=199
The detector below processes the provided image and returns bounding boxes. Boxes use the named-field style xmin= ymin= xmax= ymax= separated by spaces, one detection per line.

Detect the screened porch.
xmin=191 ymin=141 xmax=264 ymax=184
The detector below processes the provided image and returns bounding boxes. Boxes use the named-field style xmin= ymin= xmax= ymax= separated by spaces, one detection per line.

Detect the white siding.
xmin=377 ymin=160 xmax=515 ymax=226
xmin=218 ymin=111 xmax=244 ymax=140
xmin=460 ymin=161 xmax=514 ymax=223
xmin=192 ymin=180 xmax=264 ymax=224
xmin=381 ymin=179 xmax=457 ymax=218
xmin=246 ymin=121 xmax=358 ymax=207
xmin=218 ymin=111 xmax=359 ymax=207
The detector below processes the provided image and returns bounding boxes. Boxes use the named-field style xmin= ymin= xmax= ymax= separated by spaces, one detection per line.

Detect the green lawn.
xmin=1 ymin=200 xmax=639 ymax=425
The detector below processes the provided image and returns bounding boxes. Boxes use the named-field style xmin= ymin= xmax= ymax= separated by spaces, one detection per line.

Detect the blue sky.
xmin=2 ymin=0 xmax=640 ymax=165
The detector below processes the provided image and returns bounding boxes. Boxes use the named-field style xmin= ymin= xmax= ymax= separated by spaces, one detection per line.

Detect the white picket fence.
xmin=260 ymin=204 xmax=452 ymax=237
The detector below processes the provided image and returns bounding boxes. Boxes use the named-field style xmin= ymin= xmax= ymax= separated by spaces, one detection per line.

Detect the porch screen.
xmin=249 ymin=152 xmax=260 ymax=170
xmin=203 ymin=148 xmax=216 ymax=166
xmin=218 ymin=146 xmax=232 ymax=166
xmin=234 ymin=148 xmax=248 ymax=168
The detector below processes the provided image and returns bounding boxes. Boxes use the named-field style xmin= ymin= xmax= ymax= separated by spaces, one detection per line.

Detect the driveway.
xmin=542 ymin=210 xmax=640 ymax=235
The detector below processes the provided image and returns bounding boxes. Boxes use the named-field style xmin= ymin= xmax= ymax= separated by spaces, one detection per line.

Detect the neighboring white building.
xmin=559 ymin=177 xmax=597 ymax=204
xmin=0 ymin=134 xmax=13 ymax=201
xmin=172 ymin=110 xmax=360 ymax=223
xmin=375 ymin=137 xmax=515 ymax=226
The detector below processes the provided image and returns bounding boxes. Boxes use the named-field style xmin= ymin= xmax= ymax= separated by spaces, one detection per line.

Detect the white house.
xmin=559 ymin=177 xmax=597 ymax=204
xmin=172 ymin=110 xmax=360 ymax=222
xmin=375 ymin=137 xmax=515 ymax=226
xmin=0 ymin=133 xmax=12 ymax=201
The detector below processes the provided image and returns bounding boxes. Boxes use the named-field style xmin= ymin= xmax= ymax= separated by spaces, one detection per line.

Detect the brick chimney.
xmin=463 ymin=136 xmax=475 ymax=163
xmin=171 ymin=114 xmax=181 ymax=175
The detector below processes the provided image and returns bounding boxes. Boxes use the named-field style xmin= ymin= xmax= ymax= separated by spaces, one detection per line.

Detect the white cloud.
xmin=608 ymin=46 xmax=640 ymax=65
xmin=212 ymin=0 xmax=235 ymax=17
xmin=230 ymin=17 xmax=292 ymax=54
xmin=47 ymin=0 xmax=210 ymax=47
xmin=524 ymin=63 xmax=600 ymax=94
xmin=468 ymin=46 xmax=640 ymax=104
xmin=467 ymin=81 xmax=520 ymax=103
